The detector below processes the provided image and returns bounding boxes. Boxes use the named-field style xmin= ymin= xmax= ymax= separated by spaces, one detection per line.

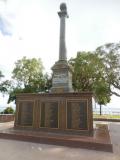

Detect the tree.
xmin=8 ymin=87 xmax=23 ymax=104
xmin=69 ymin=42 xmax=120 ymax=114
xmin=12 ymin=56 xmax=44 ymax=87
xmin=1 ymin=106 xmax=14 ymax=114
xmin=0 ymin=70 xmax=11 ymax=94
xmin=8 ymin=57 xmax=49 ymax=103
xmin=96 ymin=42 xmax=120 ymax=97
xmin=69 ymin=51 xmax=111 ymax=114
xmin=93 ymin=79 xmax=111 ymax=115
xmin=0 ymin=80 xmax=12 ymax=94
xmin=69 ymin=51 xmax=106 ymax=91
xmin=0 ymin=70 xmax=5 ymax=93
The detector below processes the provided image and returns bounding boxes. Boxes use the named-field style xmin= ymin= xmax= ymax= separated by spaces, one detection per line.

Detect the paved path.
xmin=0 ymin=122 xmax=120 ymax=160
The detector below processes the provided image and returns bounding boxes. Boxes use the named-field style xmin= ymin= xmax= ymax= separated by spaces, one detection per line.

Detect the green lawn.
xmin=93 ymin=114 xmax=120 ymax=119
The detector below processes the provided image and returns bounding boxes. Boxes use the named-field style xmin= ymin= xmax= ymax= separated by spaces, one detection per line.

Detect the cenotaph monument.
xmin=4 ymin=3 xmax=112 ymax=152
xmin=14 ymin=3 xmax=93 ymax=136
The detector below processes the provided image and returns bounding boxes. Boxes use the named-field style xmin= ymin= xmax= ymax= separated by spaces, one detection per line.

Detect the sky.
xmin=0 ymin=0 xmax=120 ymax=109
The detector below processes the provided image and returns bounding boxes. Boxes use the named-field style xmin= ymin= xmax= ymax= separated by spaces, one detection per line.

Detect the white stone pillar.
xmin=58 ymin=3 xmax=68 ymax=61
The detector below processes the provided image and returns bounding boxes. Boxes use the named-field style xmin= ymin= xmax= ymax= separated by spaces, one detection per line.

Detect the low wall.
xmin=94 ymin=118 xmax=120 ymax=122
xmin=0 ymin=114 xmax=14 ymax=122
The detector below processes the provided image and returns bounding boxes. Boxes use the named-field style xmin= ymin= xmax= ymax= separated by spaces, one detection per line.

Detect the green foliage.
xmin=8 ymin=57 xmax=52 ymax=103
xmin=96 ymin=42 xmax=120 ymax=97
xmin=69 ymin=42 xmax=120 ymax=103
xmin=69 ymin=42 xmax=120 ymax=114
xmin=7 ymin=87 xmax=23 ymax=104
xmin=0 ymin=80 xmax=12 ymax=93
xmin=93 ymin=76 xmax=110 ymax=104
xmin=12 ymin=56 xmax=44 ymax=87
xmin=69 ymin=51 xmax=105 ymax=92
xmin=0 ymin=70 xmax=11 ymax=94
xmin=2 ymin=107 xmax=14 ymax=114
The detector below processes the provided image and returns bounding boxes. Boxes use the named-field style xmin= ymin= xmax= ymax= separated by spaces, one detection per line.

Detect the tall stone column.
xmin=58 ymin=3 xmax=68 ymax=60
xmin=51 ymin=3 xmax=73 ymax=93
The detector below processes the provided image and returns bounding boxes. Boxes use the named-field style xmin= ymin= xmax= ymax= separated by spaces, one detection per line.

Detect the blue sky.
xmin=0 ymin=0 xmax=120 ymax=108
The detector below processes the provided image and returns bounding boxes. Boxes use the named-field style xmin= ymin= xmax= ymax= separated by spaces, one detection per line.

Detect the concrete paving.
xmin=0 ymin=121 xmax=120 ymax=160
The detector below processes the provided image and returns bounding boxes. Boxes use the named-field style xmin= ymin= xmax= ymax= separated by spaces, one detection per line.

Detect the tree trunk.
xmin=100 ymin=104 xmax=102 ymax=115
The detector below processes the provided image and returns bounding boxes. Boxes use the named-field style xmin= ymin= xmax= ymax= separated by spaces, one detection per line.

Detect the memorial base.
xmin=15 ymin=92 xmax=93 ymax=136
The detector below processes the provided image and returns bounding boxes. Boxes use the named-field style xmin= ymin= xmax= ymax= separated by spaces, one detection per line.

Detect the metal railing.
xmin=93 ymin=107 xmax=120 ymax=115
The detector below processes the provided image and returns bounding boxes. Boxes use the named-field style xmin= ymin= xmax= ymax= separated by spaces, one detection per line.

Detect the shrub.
xmin=3 ymin=107 xmax=14 ymax=114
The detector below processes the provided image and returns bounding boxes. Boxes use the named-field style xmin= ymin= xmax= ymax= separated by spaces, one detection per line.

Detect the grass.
xmin=93 ymin=114 xmax=120 ymax=119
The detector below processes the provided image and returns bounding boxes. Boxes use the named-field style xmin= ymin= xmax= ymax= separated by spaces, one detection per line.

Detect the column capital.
xmin=58 ymin=11 xmax=68 ymax=18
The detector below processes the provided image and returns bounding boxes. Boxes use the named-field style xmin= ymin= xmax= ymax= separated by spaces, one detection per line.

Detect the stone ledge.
xmin=16 ymin=92 xmax=93 ymax=97
xmin=0 ymin=124 xmax=113 ymax=152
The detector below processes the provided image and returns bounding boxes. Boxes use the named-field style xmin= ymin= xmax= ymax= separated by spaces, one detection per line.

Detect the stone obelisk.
xmin=51 ymin=3 xmax=73 ymax=93
xmin=58 ymin=3 xmax=68 ymax=61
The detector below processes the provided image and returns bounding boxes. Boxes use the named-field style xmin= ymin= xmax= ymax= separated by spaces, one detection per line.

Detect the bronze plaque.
xmin=18 ymin=102 xmax=33 ymax=126
xmin=67 ymin=101 xmax=87 ymax=130
xmin=40 ymin=102 xmax=58 ymax=128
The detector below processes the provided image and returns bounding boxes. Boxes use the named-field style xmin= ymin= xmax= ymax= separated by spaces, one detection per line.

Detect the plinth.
xmin=51 ymin=60 xmax=73 ymax=93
